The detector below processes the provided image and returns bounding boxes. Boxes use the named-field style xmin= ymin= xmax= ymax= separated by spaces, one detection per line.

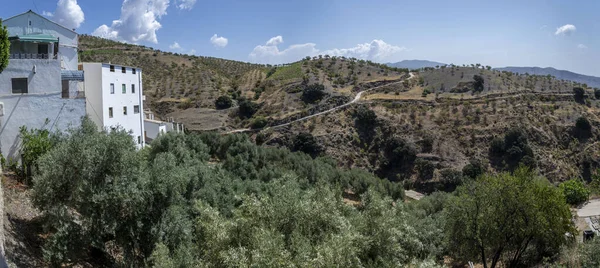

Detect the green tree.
xmin=0 ymin=19 xmax=9 ymax=73
xmin=214 ymin=95 xmax=232 ymax=109
xmin=19 ymin=124 xmax=55 ymax=180
xmin=575 ymin=116 xmax=592 ymax=132
xmin=473 ymin=75 xmax=485 ymax=92
xmin=559 ymin=179 xmax=590 ymax=205
xmin=462 ymin=158 xmax=485 ymax=179
xmin=301 ymin=83 xmax=327 ymax=103
xmin=446 ymin=168 xmax=574 ymax=268
xmin=292 ymin=132 xmax=322 ymax=157
xmin=573 ymin=87 xmax=586 ymax=103
xmin=238 ymin=98 xmax=260 ymax=118
xmin=32 ymin=118 xmax=150 ymax=264
xmin=250 ymin=116 xmax=268 ymax=129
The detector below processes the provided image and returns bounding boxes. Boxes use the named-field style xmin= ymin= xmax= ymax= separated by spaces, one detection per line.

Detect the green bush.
xmin=292 ymin=132 xmax=322 ymax=157
xmin=301 ymin=83 xmax=327 ymax=103
xmin=462 ymin=158 xmax=485 ymax=179
xmin=575 ymin=116 xmax=592 ymax=132
xmin=249 ymin=116 xmax=268 ymax=129
xmin=559 ymin=179 xmax=590 ymax=205
xmin=238 ymin=98 xmax=260 ymax=119
xmin=573 ymin=87 xmax=586 ymax=102
xmin=473 ymin=75 xmax=484 ymax=92
xmin=446 ymin=168 xmax=575 ymax=267
xmin=214 ymin=95 xmax=233 ymax=109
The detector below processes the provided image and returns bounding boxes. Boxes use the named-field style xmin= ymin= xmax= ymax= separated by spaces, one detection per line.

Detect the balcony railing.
xmin=9 ymin=53 xmax=57 ymax=60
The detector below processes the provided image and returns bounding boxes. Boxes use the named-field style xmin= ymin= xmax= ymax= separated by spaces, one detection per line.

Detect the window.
xmin=137 ymin=136 xmax=141 ymax=144
xmin=132 ymin=68 xmax=136 ymax=74
xmin=28 ymin=20 xmax=31 ymax=26
xmin=110 ymin=65 xmax=115 ymax=72
xmin=108 ymin=107 xmax=113 ymax=118
xmin=131 ymin=84 xmax=135 ymax=94
xmin=110 ymin=83 xmax=115 ymax=94
xmin=134 ymin=105 xmax=140 ymax=114
xmin=123 ymin=106 xmax=127 ymax=115
xmin=122 ymin=84 xmax=126 ymax=94
xmin=11 ymin=78 xmax=28 ymax=94
xmin=122 ymin=67 xmax=126 ymax=73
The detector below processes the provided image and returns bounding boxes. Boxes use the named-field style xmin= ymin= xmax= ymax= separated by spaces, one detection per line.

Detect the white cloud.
xmin=50 ymin=0 xmax=84 ymax=29
xmin=169 ymin=42 xmax=181 ymax=49
xmin=555 ymin=24 xmax=576 ymax=35
xmin=578 ymin=44 xmax=588 ymax=49
xmin=175 ymin=0 xmax=197 ymax=10
xmin=92 ymin=0 xmax=170 ymax=43
xmin=249 ymin=36 xmax=318 ymax=64
xmin=322 ymin=40 xmax=407 ymax=62
xmin=189 ymin=49 xmax=196 ymax=55
xmin=210 ymin=34 xmax=228 ymax=48
xmin=249 ymin=36 xmax=406 ymax=64
xmin=266 ymin=36 xmax=283 ymax=46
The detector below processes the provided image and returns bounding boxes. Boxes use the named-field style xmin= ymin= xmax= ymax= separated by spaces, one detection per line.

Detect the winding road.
xmin=227 ymin=72 xmax=415 ymax=134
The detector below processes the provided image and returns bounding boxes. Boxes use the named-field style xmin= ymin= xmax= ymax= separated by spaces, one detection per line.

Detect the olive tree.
xmin=446 ymin=168 xmax=574 ymax=268
xmin=0 ymin=19 xmax=9 ymax=73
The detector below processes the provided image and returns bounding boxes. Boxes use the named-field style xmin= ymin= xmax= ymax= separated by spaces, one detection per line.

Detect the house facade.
xmin=82 ymin=63 xmax=145 ymax=148
xmin=0 ymin=10 xmax=85 ymax=160
xmin=143 ymin=111 xmax=185 ymax=144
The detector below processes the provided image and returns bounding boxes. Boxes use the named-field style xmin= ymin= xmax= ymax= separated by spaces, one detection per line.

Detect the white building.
xmin=82 ymin=63 xmax=145 ymax=148
xmin=0 ymin=10 xmax=85 ymax=159
xmin=143 ymin=111 xmax=184 ymax=144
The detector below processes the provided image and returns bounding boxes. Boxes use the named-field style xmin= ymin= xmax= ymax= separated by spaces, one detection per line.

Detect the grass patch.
xmin=267 ymin=62 xmax=303 ymax=81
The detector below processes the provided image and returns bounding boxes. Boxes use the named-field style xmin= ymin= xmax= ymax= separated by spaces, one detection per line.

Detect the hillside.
xmin=387 ymin=59 xmax=446 ymax=69
xmin=79 ymin=35 xmax=407 ymax=131
xmin=79 ymin=36 xmax=600 ymax=187
xmin=258 ymin=65 xmax=600 ymax=188
xmin=496 ymin=66 xmax=600 ymax=88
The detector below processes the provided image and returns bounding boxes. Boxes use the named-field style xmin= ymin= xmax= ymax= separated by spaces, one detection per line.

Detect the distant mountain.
xmin=495 ymin=67 xmax=600 ymax=88
xmin=387 ymin=60 xmax=446 ymax=70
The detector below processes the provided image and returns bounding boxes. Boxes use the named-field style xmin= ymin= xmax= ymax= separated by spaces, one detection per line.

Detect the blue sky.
xmin=3 ymin=0 xmax=599 ymax=76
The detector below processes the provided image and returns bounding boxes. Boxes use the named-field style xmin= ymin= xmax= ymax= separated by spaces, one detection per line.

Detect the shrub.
xmin=559 ymin=179 xmax=590 ymax=205
xmin=301 ymin=83 xmax=327 ymax=103
xmin=462 ymin=158 xmax=485 ymax=179
xmin=238 ymin=98 xmax=260 ymax=118
xmin=574 ymin=87 xmax=586 ymax=102
xmin=214 ymin=95 xmax=233 ymax=109
xmin=446 ymin=168 xmax=575 ymax=267
xmin=292 ymin=133 xmax=322 ymax=157
xmin=594 ymin=88 xmax=600 ymax=99
xmin=489 ymin=137 xmax=505 ymax=156
xmin=415 ymin=158 xmax=435 ymax=181
xmin=353 ymin=105 xmax=377 ymax=129
xmin=575 ymin=116 xmax=592 ymax=132
xmin=473 ymin=75 xmax=484 ymax=92
xmin=250 ymin=116 xmax=268 ymax=129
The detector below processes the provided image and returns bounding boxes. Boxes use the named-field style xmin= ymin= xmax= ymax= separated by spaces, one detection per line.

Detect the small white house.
xmin=0 ymin=10 xmax=85 ymax=160
xmin=143 ymin=111 xmax=184 ymax=144
xmin=82 ymin=63 xmax=145 ymax=148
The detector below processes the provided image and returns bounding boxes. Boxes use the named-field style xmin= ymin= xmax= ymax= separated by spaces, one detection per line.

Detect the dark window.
xmin=109 ymin=107 xmax=113 ymax=118
xmin=134 ymin=105 xmax=140 ymax=114
xmin=11 ymin=78 xmax=28 ymax=94
xmin=123 ymin=106 xmax=127 ymax=115
xmin=132 ymin=68 xmax=136 ymax=74
xmin=137 ymin=136 xmax=141 ymax=144
xmin=131 ymin=84 xmax=135 ymax=93
xmin=122 ymin=67 xmax=126 ymax=73
xmin=122 ymin=84 xmax=126 ymax=94
xmin=110 ymin=83 xmax=115 ymax=94
xmin=110 ymin=65 xmax=115 ymax=72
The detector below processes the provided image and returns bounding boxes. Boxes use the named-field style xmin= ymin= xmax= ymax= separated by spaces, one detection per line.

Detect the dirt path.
xmin=227 ymin=72 xmax=416 ymax=134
